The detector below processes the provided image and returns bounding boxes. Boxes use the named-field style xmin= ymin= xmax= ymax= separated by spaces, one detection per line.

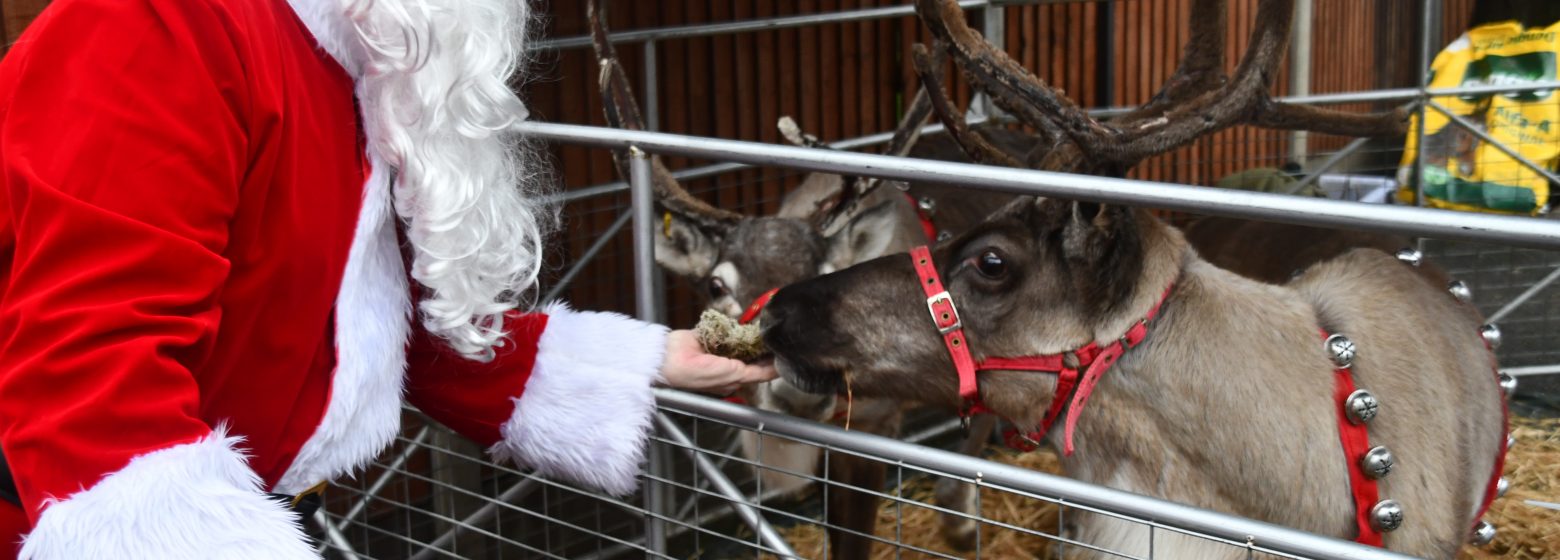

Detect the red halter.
xmin=909 ymin=245 xmax=1174 ymax=455
xmin=738 ymin=288 xmax=780 ymax=325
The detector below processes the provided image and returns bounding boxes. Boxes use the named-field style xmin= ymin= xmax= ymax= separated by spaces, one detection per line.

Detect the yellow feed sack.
xmin=1398 ymin=20 xmax=1559 ymax=215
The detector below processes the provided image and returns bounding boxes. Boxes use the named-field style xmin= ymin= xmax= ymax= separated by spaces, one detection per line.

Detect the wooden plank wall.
xmin=0 ymin=0 xmax=1481 ymax=323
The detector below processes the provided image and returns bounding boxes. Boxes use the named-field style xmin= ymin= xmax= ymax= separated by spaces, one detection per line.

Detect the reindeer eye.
xmin=975 ymin=251 xmax=1008 ymax=279
xmin=708 ymin=277 xmax=730 ymax=299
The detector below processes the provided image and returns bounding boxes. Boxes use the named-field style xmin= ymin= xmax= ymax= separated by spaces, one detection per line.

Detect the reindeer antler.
xmin=589 ymin=0 xmax=741 ymax=230
xmin=815 ymin=83 xmax=939 ymax=233
xmin=912 ymin=42 xmax=1026 ymax=169
xmin=775 ymin=83 xmax=940 ymax=234
xmin=915 ymin=0 xmax=1409 ymax=172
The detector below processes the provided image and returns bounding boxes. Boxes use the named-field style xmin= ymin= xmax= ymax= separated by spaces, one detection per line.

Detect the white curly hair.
xmin=319 ymin=0 xmax=557 ymax=361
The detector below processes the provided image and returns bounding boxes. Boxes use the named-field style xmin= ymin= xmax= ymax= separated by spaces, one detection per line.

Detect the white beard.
xmin=288 ymin=0 xmax=556 ymax=361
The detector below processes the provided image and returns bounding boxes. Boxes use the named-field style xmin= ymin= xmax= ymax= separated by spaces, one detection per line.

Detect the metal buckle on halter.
xmin=926 ymin=291 xmax=962 ymax=335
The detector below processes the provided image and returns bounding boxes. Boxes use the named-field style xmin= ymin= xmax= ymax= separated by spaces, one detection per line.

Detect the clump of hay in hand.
xmin=694 ymin=309 xmax=767 ymax=362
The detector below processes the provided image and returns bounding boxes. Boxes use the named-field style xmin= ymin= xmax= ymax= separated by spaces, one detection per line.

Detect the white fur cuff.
xmin=20 ymin=428 xmax=317 ymax=560
xmin=490 ymin=302 xmax=668 ymax=497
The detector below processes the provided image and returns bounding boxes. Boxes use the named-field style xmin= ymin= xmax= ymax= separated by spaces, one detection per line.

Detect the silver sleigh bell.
xmin=1480 ymin=323 xmax=1502 ymax=350
xmin=1447 ymin=280 xmax=1473 ymax=303
xmin=1469 ymin=520 xmax=1497 ymax=546
xmin=1370 ymin=499 xmax=1405 ymax=532
xmin=1325 ymin=334 xmax=1357 ymax=368
xmin=1344 ymin=389 xmax=1380 ymax=425
xmin=1498 ymin=373 xmax=1518 ymax=399
xmin=1394 ymin=247 xmax=1423 ymax=267
xmin=1496 ymin=477 xmax=1510 ymax=498
xmin=1360 ymin=445 xmax=1396 ymax=479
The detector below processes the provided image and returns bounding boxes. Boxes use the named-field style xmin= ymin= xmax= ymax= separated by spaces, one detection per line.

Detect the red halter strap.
xmin=738 ymin=288 xmax=781 ymax=325
xmin=909 ymin=245 xmax=1173 ymax=455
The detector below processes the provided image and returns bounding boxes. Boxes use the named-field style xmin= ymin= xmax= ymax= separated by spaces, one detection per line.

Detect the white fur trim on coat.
xmin=286 ymin=0 xmax=367 ymax=78
xmin=489 ymin=302 xmax=667 ymax=497
xmin=276 ymin=159 xmax=410 ymax=494
xmin=20 ymin=428 xmax=316 ymax=560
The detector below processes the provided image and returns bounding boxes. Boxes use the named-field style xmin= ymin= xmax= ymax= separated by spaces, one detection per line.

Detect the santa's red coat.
xmin=0 ymin=0 xmax=666 ymax=557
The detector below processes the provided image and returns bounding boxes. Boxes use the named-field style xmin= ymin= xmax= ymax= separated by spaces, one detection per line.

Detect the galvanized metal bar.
xmin=314 ymin=510 xmax=360 ymax=560
xmin=981 ymin=3 xmax=1005 ymax=120
xmin=536 ymin=1 xmax=989 ymax=50
xmin=657 ymin=390 xmax=1417 ymax=560
xmin=1289 ymin=0 xmax=1314 ymax=165
xmin=629 ymin=147 xmax=670 ymax=556
xmin=643 ymin=40 xmax=660 ymax=132
xmin=1426 ymin=100 xmax=1560 ymax=188
xmin=542 ymin=209 xmax=632 ymax=304
xmin=629 ymin=148 xmax=663 ymax=322
xmin=1504 ymin=364 xmax=1560 ymax=377
xmin=653 ymin=413 xmax=801 ymax=559
xmin=1487 ymin=264 xmax=1560 ymax=324
xmin=549 ymin=119 xmax=969 ymax=204
xmin=521 ymin=122 xmax=1560 ymax=250
xmin=406 ymin=477 xmax=543 ymax=560
xmin=1284 ymin=137 xmax=1372 ymax=196
xmin=1414 ymin=0 xmax=1434 ymax=211
xmin=548 ymin=76 xmax=1560 ymax=205
xmin=1086 ymin=81 xmax=1560 ymax=119
xmin=333 ymin=426 xmax=432 ymax=533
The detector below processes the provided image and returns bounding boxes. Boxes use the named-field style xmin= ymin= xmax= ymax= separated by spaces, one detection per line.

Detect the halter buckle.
xmin=926 ymin=291 xmax=962 ymax=335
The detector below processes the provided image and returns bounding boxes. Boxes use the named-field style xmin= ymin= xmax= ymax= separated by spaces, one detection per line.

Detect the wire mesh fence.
xmin=311 ymin=395 xmax=1425 ymax=560
xmin=308 ymin=1 xmax=1560 ymax=558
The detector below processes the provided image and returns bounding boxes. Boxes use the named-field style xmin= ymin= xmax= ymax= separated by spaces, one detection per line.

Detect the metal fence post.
xmin=981 ymin=2 xmax=1005 ymax=120
xmin=1289 ymin=0 xmax=1314 ymax=166
xmin=1413 ymin=0 xmax=1437 ymax=211
xmin=629 ymin=148 xmax=669 ymax=555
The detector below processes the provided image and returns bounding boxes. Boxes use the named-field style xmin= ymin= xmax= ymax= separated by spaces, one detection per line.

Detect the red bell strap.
xmin=903 ymin=193 xmax=938 ymax=242
xmin=908 ymin=245 xmax=1174 ymax=456
xmin=1472 ymin=337 xmax=1510 ymax=529
xmin=739 ymin=288 xmax=780 ymax=325
xmin=1323 ymin=329 xmax=1383 ymax=547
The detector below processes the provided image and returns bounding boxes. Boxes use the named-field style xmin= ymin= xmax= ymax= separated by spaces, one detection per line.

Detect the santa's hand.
xmin=660 ymin=329 xmax=776 ymax=395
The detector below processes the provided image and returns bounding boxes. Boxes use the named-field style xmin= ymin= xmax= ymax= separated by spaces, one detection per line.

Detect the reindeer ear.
xmin=655 ymin=211 xmax=723 ymax=278
xmin=1060 ymin=200 xmax=1130 ymax=261
xmin=1056 ymin=199 xmax=1144 ymax=308
xmin=822 ymin=200 xmax=904 ymax=274
xmin=776 ymin=173 xmax=846 ymax=220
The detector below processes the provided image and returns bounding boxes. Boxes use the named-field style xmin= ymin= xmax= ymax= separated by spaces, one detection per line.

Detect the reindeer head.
xmin=589 ymin=1 xmax=937 ymax=321
xmin=656 ymin=197 xmax=914 ymax=318
xmin=757 ymin=0 xmax=1410 ymax=413
xmin=762 ymin=197 xmax=1184 ymax=412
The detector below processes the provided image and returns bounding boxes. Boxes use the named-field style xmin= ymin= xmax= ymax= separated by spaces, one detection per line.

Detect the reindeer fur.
xmin=765 ymin=199 xmax=1503 ymax=558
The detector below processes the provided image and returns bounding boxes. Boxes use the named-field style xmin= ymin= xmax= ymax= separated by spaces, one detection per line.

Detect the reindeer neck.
xmin=1090 ymin=215 xmax=1188 ymax=344
xmin=972 ymin=215 xmax=1191 ymax=442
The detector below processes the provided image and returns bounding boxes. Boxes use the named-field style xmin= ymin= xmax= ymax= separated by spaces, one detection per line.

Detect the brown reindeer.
xmin=756 ymin=0 xmax=1508 ymax=555
xmin=761 ymin=197 xmax=1507 ymax=557
xmin=891 ymin=0 xmax=1482 ymax=545
xmin=586 ymin=3 xmax=1022 ymax=557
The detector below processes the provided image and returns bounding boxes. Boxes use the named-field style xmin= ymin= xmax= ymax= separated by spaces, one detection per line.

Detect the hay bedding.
xmin=746 ymin=417 xmax=1559 ymax=559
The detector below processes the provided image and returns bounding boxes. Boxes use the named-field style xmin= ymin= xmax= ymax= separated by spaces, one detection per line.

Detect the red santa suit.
xmin=0 ymin=0 xmax=667 ymax=557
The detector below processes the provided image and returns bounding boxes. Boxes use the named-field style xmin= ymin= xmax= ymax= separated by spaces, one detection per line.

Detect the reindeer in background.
xmin=587 ymin=3 xmax=1026 ymax=556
